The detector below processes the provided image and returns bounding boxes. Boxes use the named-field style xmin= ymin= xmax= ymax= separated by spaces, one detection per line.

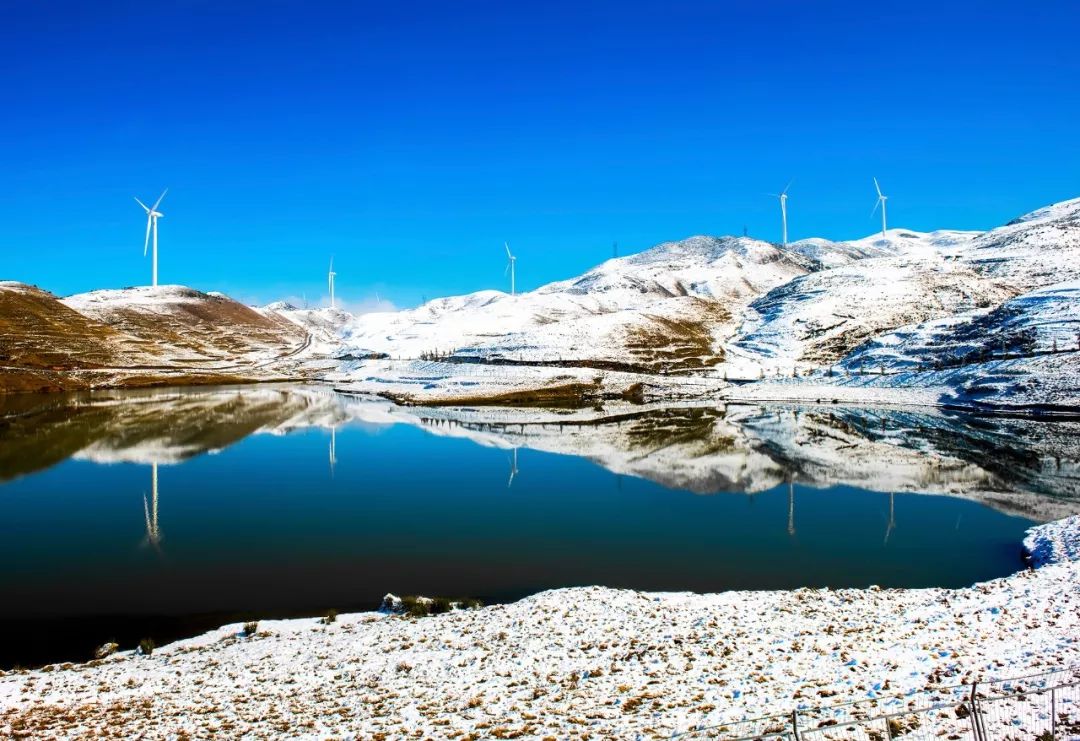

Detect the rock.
xmin=94 ymin=642 xmax=119 ymax=659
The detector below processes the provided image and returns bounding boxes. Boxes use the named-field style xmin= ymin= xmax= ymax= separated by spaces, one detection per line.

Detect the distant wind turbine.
xmin=328 ymin=257 xmax=337 ymax=309
xmin=134 ymin=189 xmax=167 ymax=287
xmin=504 ymin=242 xmax=517 ymax=296
xmin=769 ymin=181 xmax=793 ymax=245
xmin=871 ymin=178 xmax=888 ymax=237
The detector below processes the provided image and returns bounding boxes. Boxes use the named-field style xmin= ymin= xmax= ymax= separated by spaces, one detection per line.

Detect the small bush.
xmin=137 ymin=638 xmax=155 ymax=656
xmin=243 ymin=621 xmax=259 ymax=636
xmin=323 ymin=609 xmax=338 ymax=624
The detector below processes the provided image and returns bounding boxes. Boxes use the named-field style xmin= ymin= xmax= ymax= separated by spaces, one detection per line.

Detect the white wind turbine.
xmin=871 ymin=177 xmax=888 ymax=237
xmin=504 ymin=242 xmax=517 ymax=296
xmin=769 ymin=181 xmax=793 ymax=245
xmin=134 ymin=189 xmax=167 ymax=287
xmin=328 ymin=257 xmax=337 ymax=309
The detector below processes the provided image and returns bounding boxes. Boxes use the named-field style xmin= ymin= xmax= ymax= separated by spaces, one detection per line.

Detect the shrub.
xmin=323 ymin=609 xmax=337 ymax=625
xmin=137 ymin=638 xmax=155 ymax=656
xmin=243 ymin=621 xmax=259 ymax=636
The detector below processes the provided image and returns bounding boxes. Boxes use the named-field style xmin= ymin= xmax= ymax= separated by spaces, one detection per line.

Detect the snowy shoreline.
xmin=2 ymin=517 xmax=1077 ymax=738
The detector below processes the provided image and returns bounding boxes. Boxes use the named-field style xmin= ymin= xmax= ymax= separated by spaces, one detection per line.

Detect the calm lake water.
xmin=1 ymin=385 xmax=1077 ymax=667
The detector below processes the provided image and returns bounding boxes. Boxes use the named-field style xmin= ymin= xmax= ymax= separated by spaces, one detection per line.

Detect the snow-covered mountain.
xmin=958 ymin=197 xmax=1080 ymax=291
xmin=333 ymin=236 xmax=813 ymax=372
xmin=2 ymin=196 xmax=1077 ymax=410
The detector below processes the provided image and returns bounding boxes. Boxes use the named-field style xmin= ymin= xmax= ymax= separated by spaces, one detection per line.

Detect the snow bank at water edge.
xmin=1 ymin=518 xmax=1078 ymax=738
xmin=1025 ymin=514 xmax=1080 ymax=567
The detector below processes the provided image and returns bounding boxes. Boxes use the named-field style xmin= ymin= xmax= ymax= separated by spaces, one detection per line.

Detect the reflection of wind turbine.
xmin=504 ymin=242 xmax=517 ymax=296
xmin=769 ymin=181 xmax=792 ymax=245
xmin=328 ymin=258 xmax=337 ymax=309
xmin=142 ymin=462 xmax=162 ymax=550
xmin=787 ymin=478 xmax=796 ymax=536
xmin=134 ymin=189 xmax=167 ymax=287
xmin=329 ymin=426 xmax=337 ymax=477
xmin=884 ymin=491 xmax=896 ymax=544
xmin=871 ymin=178 xmax=888 ymax=237
xmin=507 ymin=448 xmax=519 ymax=488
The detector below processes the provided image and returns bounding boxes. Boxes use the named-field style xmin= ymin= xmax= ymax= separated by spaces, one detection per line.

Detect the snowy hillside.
xmin=958 ymin=196 xmax=1080 ymax=291
xmin=336 ymin=236 xmax=813 ymax=372
xmin=727 ymin=250 xmax=1013 ymax=371
xmin=787 ymin=228 xmax=980 ymax=268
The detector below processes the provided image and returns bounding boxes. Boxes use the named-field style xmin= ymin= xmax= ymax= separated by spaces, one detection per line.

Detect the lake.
xmin=1 ymin=385 xmax=1077 ymax=667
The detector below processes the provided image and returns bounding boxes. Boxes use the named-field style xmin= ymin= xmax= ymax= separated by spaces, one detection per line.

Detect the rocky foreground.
xmin=1 ymin=518 xmax=1077 ymax=739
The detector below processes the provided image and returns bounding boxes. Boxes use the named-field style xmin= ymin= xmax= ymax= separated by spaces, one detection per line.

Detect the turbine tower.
xmin=328 ymin=258 xmax=337 ymax=309
xmin=134 ymin=189 xmax=167 ymax=287
xmin=504 ymin=242 xmax=517 ymax=296
xmin=871 ymin=178 xmax=888 ymax=237
xmin=770 ymin=181 xmax=792 ymax=245
xmin=142 ymin=462 xmax=162 ymax=550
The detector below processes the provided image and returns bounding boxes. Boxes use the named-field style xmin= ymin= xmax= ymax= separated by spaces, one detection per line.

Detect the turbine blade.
xmin=782 ymin=179 xmax=793 ymax=195
xmin=873 ymin=177 xmax=882 ymax=197
xmin=134 ymin=197 xmax=150 ymax=213
xmin=151 ymin=188 xmax=168 ymax=211
xmin=143 ymin=215 xmax=152 ymax=256
xmin=504 ymin=261 xmax=510 ymax=276
xmin=871 ymin=198 xmax=881 ymax=217
xmin=504 ymin=241 xmax=512 ymax=259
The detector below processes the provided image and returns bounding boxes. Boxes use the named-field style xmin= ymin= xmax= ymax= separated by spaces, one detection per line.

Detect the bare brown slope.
xmin=0 ymin=284 xmax=311 ymax=394
xmin=0 ymin=283 xmax=121 ymax=369
xmin=63 ymin=287 xmax=307 ymax=366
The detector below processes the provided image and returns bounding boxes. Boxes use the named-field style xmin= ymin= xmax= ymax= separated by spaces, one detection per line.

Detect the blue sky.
xmin=2 ymin=1 xmax=1078 ymax=308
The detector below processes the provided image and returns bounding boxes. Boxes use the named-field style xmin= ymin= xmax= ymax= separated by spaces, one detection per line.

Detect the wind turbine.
xmin=134 ymin=189 xmax=167 ymax=287
xmin=504 ymin=242 xmax=517 ymax=296
xmin=142 ymin=462 xmax=162 ymax=551
xmin=871 ymin=178 xmax=888 ymax=237
xmin=328 ymin=258 xmax=337 ymax=309
xmin=769 ymin=181 xmax=793 ymax=245
xmin=507 ymin=447 xmax=519 ymax=488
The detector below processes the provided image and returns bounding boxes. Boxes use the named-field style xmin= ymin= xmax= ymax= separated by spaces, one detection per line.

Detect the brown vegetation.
xmin=624 ymin=302 xmax=728 ymax=373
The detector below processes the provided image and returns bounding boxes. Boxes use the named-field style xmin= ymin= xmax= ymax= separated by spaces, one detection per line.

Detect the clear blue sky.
xmin=2 ymin=1 xmax=1077 ymax=308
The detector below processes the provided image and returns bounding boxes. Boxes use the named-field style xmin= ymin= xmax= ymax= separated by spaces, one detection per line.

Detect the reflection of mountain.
xmin=387 ymin=403 xmax=1079 ymax=522
xmin=0 ymin=386 xmax=344 ymax=480
xmin=2 ymin=386 xmax=1077 ymax=521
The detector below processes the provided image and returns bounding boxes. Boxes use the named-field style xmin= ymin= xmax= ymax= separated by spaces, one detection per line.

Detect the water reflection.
xmin=142 ymin=462 xmax=162 ymax=551
xmin=1 ymin=384 xmax=1076 ymax=668
xmin=1 ymin=386 xmax=1077 ymax=523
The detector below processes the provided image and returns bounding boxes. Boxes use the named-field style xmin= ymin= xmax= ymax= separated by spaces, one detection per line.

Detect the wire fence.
xmin=673 ymin=666 xmax=1080 ymax=740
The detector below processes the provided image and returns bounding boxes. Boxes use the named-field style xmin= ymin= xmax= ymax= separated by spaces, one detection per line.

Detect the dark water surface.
xmin=1 ymin=385 xmax=1076 ymax=667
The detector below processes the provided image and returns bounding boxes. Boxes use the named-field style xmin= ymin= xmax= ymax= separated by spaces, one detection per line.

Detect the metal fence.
xmin=673 ymin=666 xmax=1080 ymax=740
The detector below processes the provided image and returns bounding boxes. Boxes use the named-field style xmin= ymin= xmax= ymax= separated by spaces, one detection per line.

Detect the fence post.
xmin=791 ymin=709 xmax=800 ymax=741
xmin=1051 ymin=687 xmax=1057 ymax=738
xmin=969 ymin=682 xmax=982 ymax=741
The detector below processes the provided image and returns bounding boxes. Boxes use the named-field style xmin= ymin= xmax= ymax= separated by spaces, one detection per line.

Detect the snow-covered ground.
xmin=1 ymin=516 xmax=1076 ymax=738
